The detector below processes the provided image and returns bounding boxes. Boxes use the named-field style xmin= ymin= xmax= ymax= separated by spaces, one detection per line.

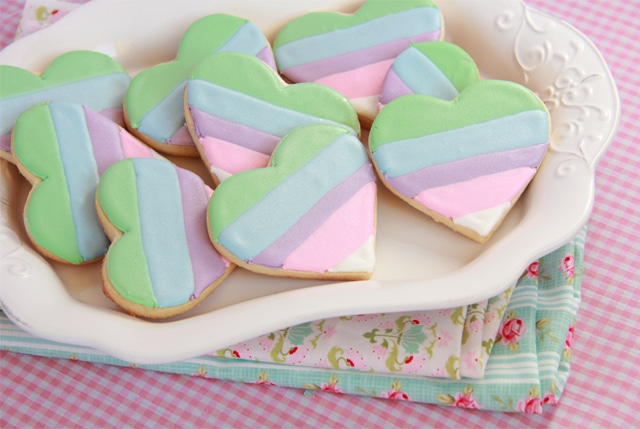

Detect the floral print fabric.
xmin=1 ymin=228 xmax=586 ymax=413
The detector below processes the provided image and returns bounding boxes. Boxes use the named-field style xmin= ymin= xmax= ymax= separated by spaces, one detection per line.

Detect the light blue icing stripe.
xmin=187 ymin=79 xmax=355 ymax=137
xmin=218 ymin=134 xmax=369 ymax=261
xmin=49 ymin=102 xmax=109 ymax=261
xmin=0 ymin=73 xmax=130 ymax=136
xmin=374 ymin=110 xmax=549 ymax=178
xmin=275 ymin=7 xmax=441 ymax=70
xmin=391 ymin=46 xmax=459 ymax=100
xmin=134 ymin=24 xmax=271 ymax=142
xmin=136 ymin=80 xmax=187 ymax=142
xmin=219 ymin=22 xmax=270 ymax=56
xmin=133 ymin=159 xmax=195 ymax=308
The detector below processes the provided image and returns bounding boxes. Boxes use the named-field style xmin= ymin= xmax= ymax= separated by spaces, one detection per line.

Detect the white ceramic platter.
xmin=0 ymin=0 xmax=619 ymax=364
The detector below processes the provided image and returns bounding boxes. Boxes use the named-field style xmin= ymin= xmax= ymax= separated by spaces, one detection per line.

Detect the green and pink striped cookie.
xmin=124 ymin=14 xmax=275 ymax=157
xmin=369 ymin=80 xmax=550 ymax=243
xmin=273 ymin=0 xmax=443 ymax=125
xmin=97 ymin=158 xmax=234 ymax=319
xmin=0 ymin=51 xmax=130 ymax=163
xmin=185 ymin=52 xmax=359 ymax=184
xmin=208 ymin=124 xmax=377 ymax=280
xmin=12 ymin=101 xmax=162 ymax=264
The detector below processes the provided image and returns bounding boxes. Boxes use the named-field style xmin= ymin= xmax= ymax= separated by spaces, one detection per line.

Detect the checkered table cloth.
xmin=1 ymin=0 xmax=639 ymax=427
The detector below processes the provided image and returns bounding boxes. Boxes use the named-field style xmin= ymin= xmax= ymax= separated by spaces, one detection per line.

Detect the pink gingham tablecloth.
xmin=1 ymin=0 xmax=639 ymax=427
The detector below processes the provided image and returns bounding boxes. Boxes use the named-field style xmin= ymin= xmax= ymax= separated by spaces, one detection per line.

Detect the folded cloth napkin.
xmin=0 ymin=227 xmax=585 ymax=414
xmin=211 ymin=288 xmax=511 ymax=379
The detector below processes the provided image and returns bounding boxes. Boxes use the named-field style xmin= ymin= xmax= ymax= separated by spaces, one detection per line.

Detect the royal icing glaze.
xmin=185 ymin=52 xmax=360 ymax=183
xmin=369 ymin=80 xmax=550 ymax=242
xmin=208 ymin=124 xmax=376 ymax=278
xmin=12 ymin=101 xmax=162 ymax=264
xmin=0 ymin=50 xmax=130 ymax=162
xmin=124 ymin=14 xmax=275 ymax=155
xmin=379 ymin=41 xmax=479 ymax=108
xmin=273 ymin=0 xmax=442 ymax=123
xmin=97 ymin=158 xmax=232 ymax=313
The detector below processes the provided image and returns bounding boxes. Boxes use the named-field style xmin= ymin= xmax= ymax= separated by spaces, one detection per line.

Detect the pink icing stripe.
xmin=282 ymin=31 xmax=440 ymax=82
xmin=166 ymin=125 xmax=195 ymax=146
xmin=282 ymin=182 xmax=376 ymax=273
xmin=83 ymin=106 xmax=124 ymax=176
xmin=200 ymin=136 xmax=271 ymax=175
xmin=98 ymin=108 xmax=125 ymax=126
xmin=174 ymin=167 xmax=227 ymax=297
xmin=120 ymin=129 xmax=156 ymax=159
xmin=314 ymin=59 xmax=395 ymax=99
xmin=251 ymin=163 xmax=376 ymax=268
xmin=190 ymin=106 xmax=280 ymax=155
xmin=414 ymin=167 xmax=537 ymax=218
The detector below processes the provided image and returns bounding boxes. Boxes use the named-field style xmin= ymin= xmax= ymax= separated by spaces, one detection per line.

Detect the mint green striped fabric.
xmin=0 ymin=228 xmax=585 ymax=413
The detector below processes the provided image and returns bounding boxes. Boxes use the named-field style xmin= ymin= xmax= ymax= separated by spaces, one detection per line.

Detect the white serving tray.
xmin=0 ymin=0 xmax=619 ymax=364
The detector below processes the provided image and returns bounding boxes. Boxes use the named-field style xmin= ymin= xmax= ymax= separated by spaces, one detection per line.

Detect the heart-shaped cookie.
xmin=208 ymin=124 xmax=377 ymax=280
xmin=124 ymin=14 xmax=275 ymax=157
xmin=0 ymin=50 xmax=130 ymax=162
xmin=273 ymin=0 xmax=442 ymax=125
xmin=185 ymin=52 xmax=360 ymax=184
xmin=12 ymin=101 xmax=162 ymax=264
xmin=379 ymin=41 xmax=479 ymax=108
xmin=97 ymin=158 xmax=234 ymax=319
xmin=369 ymin=80 xmax=550 ymax=242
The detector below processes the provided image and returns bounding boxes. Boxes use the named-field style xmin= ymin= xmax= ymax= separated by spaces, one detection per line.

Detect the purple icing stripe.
xmin=257 ymin=46 xmax=277 ymax=70
xmin=83 ymin=106 xmax=124 ymax=176
xmin=175 ymin=167 xmax=227 ymax=297
xmin=379 ymin=68 xmax=414 ymax=105
xmin=251 ymin=163 xmax=376 ymax=269
xmin=189 ymin=106 xmax=280 ymax=155
xmin=386 ymin=142 xmax=550 ymax=197
xmin=0 ymin=134 xmax=11 ymax=154
xmin=281 ymin=31 xmax=440 ymax=82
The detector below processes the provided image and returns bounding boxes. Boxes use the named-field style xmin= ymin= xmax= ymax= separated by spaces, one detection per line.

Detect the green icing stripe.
xmin=99 ymin=159 xmax=157 ymax=308
xmin=0 ymin=51 xmax=126 ymax=98
xmin=273 ymin=0 xmax=437 ymax=48
xmin=209 ymin=125 xmax=351 ymax=236
xmin=13 ymin=103 xmax=81 ymax=264
xmin=177 ymin=14 xmax=247 ymax=58
xmin=369 ymin=80 xmax=547 ymax=149
xmin=412 ymin=42 xmax=479 ymax=92
xmin=189 ymin=53 xmax=359 ymax=131
xmin=124 ymin=14 xmax=248 ymax=125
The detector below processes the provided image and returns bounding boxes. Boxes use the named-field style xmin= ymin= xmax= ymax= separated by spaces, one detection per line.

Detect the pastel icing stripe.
xmin=274 ymin=0 xmax=442 ymax=101
xmin=98 ymin=158 xmax=230 ymax=308
xmin=0 ymin=50 xmax=130 ymax=160
xmin=12 ymin=101 xmax=160 ymax=264
xmin=125 ymin=14 xmax=275 ymax=149
xmin=369 ymin=80 xmax=550 ymax=239
xmin=186 ymin=53 xmax=359 ymax=182
xmin=379 ymin=41 xmax=480 ymax=107
xmin=209 ymin=124 xmax=376 ymax=274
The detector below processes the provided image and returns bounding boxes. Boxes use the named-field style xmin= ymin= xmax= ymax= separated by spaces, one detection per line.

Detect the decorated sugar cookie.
xmin=97 ymin=158 xmax=234 ymax=319
xmin=379 ymin=41 xmax=479 ymax=108
xmin=0 ymin=50 xmax=130 ymax=163
xmin=11 ymin=101 xmax=162 ymax=264
xmin=273 ymin=0 xmax=443 ymax=126
xmin=208 ymin=124 xmax=377 ymax=280
xmin=369 ymin=80 xmax=550 ymax=243
xmin=185 ymin=52 xmax=360 ymax=184
xmin=124 ymin=14 xmax=275 ymax=157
